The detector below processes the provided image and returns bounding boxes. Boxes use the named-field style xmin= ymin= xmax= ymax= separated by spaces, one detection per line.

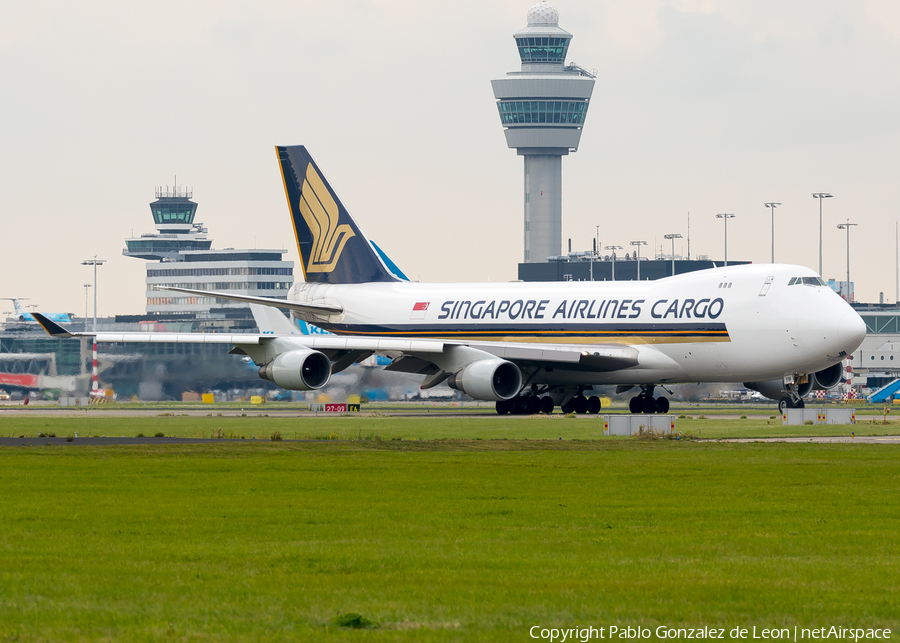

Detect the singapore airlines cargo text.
xmin=529 ymin=625 xmax=892 ymax=642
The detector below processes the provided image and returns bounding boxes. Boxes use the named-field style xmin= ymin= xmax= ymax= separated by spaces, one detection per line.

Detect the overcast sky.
xmin=1 ymin=0 xmax=898 ymax=318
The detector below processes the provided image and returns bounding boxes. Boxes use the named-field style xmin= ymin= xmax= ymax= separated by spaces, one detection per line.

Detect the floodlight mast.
xmin=812 ymin=193 xmax=833 ymax=276
xmin=83 ymin=284 xmax=92 ymax=332
xmin=837 ymin=220 xmax=858 ymax=297
xmin=715 ymin=214 xmax=735 ymax=266
xmin=663 ymin=233 xmax=682 ymax=276
xmin=81 ymin=256 xmax=106 ymax=331
xmin=764 ymin=202 xmax=781 ymax=263
xmin=605 ymin=245 xmax=622 ymax=280
xmin=630 ymin=240 xmax=647 ymax=280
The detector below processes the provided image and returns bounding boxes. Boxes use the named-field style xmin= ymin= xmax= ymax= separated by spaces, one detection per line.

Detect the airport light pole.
xmin=630 ymin=240 xmax=647 ymax=280
xmin=605 ymin=245 xmax=622 ymax=281
xmin=83 ymin=284 xmax=92 ymax=332
xmin=764 ymin=202 xmax=781 ymax=263
xmin=715 ymin=214 xmax=735 ymax=266
xmin=664 ymin=233 xmax=682 ymax=277
xmin=812 ymin=193 xmax=833 ymax=276
xmin=81 ymin=256 xmax=106 ymax=331
xmin=837 ymin=220 xmax=858 ymax=297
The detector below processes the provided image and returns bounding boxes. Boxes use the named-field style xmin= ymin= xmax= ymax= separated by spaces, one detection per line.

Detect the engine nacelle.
xmin=744 ymin=377 xmax=813 ymax=401
xmin=811 ymin=363 xmax=843 ymax=390
xmin=447 ymin=359 xmax=522 ymax=401
xmin=258 ymin=349 xmax=331 ymax=391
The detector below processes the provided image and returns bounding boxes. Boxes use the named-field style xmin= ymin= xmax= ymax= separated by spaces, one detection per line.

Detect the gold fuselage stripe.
xmin=323 ymin=327 xmax=730 ymax=345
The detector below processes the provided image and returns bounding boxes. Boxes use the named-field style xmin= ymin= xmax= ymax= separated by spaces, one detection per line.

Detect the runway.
xmin=3 ymin=435 xmax=900 ymax=447
xmin=0 ymin=436 xmax=325 ymax=446
xmin=710 ymin=435 xmax=900 ymax=444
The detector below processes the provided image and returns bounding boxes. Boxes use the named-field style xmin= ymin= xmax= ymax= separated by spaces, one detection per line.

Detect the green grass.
xmin=1 ymin=413 xmax=898 ymax=441
xmin=1 ymin=439 xmax=899 ymax=641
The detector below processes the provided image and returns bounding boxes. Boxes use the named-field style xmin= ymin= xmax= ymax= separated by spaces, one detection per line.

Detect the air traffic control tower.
xmin=492 ymin=1 xmax=594 ymax=263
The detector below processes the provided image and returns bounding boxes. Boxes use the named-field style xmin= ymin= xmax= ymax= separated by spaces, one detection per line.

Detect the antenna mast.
xmin=687 ymin=212 xmax=691 ymax=260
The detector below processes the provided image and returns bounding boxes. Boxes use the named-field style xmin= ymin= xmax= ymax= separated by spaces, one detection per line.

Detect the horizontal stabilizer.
xmin=166 ymin=287 xmax=342 ymax=316
xmin=32 ymin=313 xmax=74 ymax=338
xmin=32 ymin=312 xmax=268 ymax=345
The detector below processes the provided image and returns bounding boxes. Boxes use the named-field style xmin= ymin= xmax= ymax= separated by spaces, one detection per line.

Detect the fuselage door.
xmin=759 ymin=276 xmax=774 ymax=297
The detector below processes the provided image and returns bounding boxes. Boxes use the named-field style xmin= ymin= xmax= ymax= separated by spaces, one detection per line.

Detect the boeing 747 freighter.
xmin=35 ymin=146 xmax=866 ymax=414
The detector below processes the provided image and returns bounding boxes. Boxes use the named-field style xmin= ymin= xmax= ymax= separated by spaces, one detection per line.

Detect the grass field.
xmin=1 ymin=412 xmax=898 ymax=441
xmin=2 ymin=416 xmax=900 ymax=641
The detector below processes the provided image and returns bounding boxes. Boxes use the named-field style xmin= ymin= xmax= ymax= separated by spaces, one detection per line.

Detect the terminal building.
xmin=492 ymin=1 xmax=595 ymax=263
xmin=519 ymin=254 xmax=751 ymax=282
xmin=0 ymin=185 xmax=298 ymax=400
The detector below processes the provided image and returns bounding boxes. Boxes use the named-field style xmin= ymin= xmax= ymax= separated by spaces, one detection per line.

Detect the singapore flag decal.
xmin=410 ymin=302 xmax=429 ymax=320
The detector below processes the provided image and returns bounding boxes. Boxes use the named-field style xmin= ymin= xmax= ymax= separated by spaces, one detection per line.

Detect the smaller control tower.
xmin=124 ymin=185 xmax=292 ymax=315
xmin=124 ymin=186 xmax=211 ymax=260
xmin=492 ymin=1 xmax=595 ymax=263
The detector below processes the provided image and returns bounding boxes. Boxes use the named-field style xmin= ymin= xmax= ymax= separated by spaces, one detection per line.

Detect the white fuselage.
xmin=287 ymin=264 xmax=866 ymax=386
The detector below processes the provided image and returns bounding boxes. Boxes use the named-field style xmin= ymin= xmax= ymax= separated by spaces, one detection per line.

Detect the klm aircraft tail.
xmin=276 ymin=145 xmax=398 ymax=284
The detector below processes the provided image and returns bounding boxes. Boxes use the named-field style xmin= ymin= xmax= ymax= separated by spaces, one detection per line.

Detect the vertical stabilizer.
xmin=276 ymin=146 xmax=398 ymax=284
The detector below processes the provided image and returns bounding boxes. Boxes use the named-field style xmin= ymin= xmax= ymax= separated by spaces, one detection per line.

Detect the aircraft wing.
xmin=470 ymin=341 xmax=638 ymax=371
xmin=33 ymin=312 xmax=639 ymax=373
xmin=165 ymin=287 xmax=343 ymax=316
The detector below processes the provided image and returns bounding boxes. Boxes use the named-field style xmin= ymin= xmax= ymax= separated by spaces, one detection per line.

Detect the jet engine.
xmin=810 ymin=362 xmax=843 ymax=390
xmin=447 ymin=359 xmax=522 ymax=401
xmin=744 ymin=377 xmax=813 ymax=401
xmin=258 ymin=349 xmax=332 ymax=390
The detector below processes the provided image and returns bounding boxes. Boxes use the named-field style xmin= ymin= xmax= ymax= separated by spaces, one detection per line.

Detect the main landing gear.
xmin=495 ymin=396 xmax=544 ymax=415
xmin=560 ymin=394 xmax=602 ymax=415
xmin=628 ymin=385 xmax=670 ymax=414
xmin=495 ymin=388 xmax=602 ymax=415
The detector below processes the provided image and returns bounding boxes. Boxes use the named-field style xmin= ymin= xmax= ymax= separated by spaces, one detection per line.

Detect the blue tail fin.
xmin=370 ymin=240 xmax=409 ymax=281
xmin=276 ymin=146 xmax=398 ymax=284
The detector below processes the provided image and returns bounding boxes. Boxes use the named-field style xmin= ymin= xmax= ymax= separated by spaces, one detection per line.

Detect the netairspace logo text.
xmin=529 ymin=625 xmax=892 ymax=642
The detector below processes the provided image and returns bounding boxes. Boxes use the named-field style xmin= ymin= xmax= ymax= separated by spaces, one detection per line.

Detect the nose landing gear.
xmin=628 ymin=385 xmax=670 ymax=414
xmin=776 ymin=379 xmax=807 ymax=414
xmin=777 ymin=394 xmax=805 ymax=414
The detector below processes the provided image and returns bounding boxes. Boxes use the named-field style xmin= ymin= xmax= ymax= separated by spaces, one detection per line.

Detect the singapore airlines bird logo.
xmin=298 ymin=163 xmax=355 ymax=272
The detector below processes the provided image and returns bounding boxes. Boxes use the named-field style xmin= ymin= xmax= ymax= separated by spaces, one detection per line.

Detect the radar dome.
xmin=526 ymin=1 xmax=559 ymax=27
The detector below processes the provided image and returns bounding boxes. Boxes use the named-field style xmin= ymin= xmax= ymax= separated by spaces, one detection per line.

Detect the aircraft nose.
xmin=838 ymin=311 xmax=866 ymax=351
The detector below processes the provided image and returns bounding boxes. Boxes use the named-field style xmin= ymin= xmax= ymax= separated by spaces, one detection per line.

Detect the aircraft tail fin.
xmin=276 ymin=145 xmax=398 ymax=284
xmin=370 ymin=240 xmax=409 ymax=281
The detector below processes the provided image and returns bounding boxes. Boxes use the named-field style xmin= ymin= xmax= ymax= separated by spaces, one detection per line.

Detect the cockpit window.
xmin=790 ymin=276 xmax=826 ymax=286
xmin=789 ymin=276 xmax=826 ymax=286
